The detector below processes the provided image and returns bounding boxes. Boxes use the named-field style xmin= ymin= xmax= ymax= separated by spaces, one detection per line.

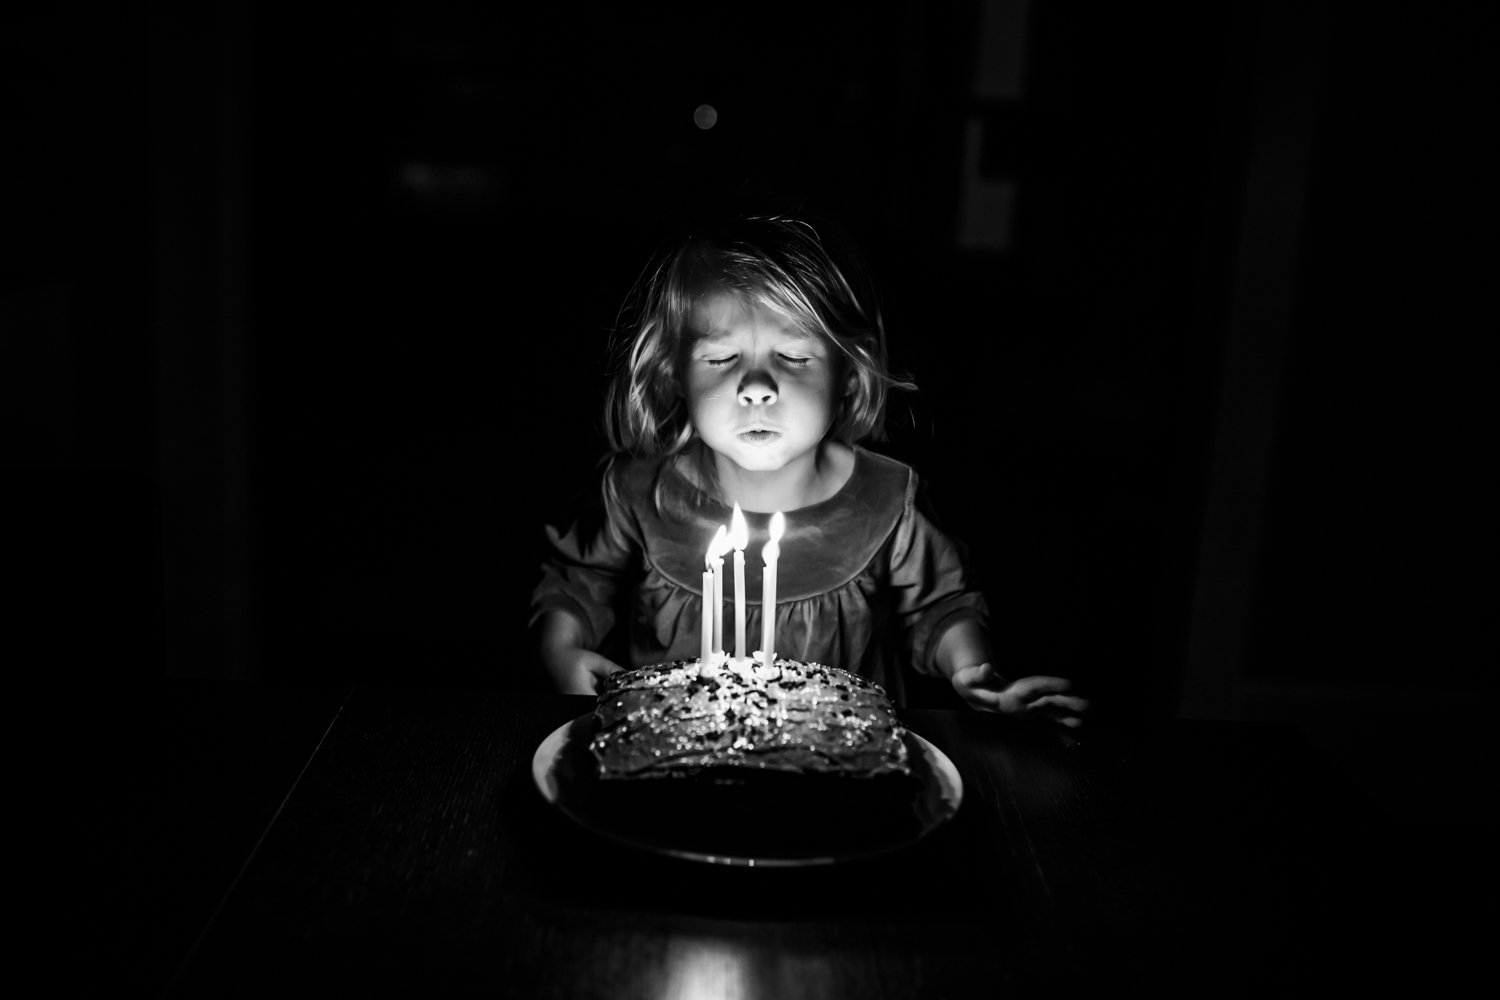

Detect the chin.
xmin=718 ymin=444 xmax=790 ymax=472
xmin=729 ymin=455 xmax=787 ymax=473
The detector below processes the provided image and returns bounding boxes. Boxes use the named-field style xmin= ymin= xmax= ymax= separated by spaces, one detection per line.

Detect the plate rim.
xmin=530 ymin=712 xmax=963 ymax=868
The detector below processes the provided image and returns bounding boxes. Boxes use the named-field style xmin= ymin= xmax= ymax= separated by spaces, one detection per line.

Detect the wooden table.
xmin=73 ymin=683 xmax=1487 ymax=997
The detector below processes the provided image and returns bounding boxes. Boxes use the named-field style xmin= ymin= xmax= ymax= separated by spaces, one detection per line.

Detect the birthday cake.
xmin=585 ymin=658 xmax=920 ymax=859
xmin=591 ymin=658 xmax=911 ymax=781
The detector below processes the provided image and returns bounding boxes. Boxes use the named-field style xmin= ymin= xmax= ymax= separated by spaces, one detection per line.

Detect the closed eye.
xmin=778 ymin=354 xmax=812 ymax=367
xmin=703 ymin=355 xmax=737 ymax=367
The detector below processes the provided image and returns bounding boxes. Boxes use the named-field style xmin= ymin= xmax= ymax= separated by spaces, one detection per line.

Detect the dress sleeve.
xmin=887 ymin=470 xmax=990 ymax=677
xmin=528 ymin=462 xmax=642 ymax=651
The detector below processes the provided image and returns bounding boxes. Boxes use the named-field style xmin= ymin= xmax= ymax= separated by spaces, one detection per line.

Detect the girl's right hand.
xmin=545 ymin=647 xmax=624 ymax=696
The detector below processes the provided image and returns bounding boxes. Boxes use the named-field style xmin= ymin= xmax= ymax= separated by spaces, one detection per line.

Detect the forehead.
xmin=688 ymin=291 xmax=817 ymax=344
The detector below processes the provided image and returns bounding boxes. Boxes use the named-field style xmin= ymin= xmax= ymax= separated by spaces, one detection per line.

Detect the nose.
xmin=737 ymin=372 xmax=778 ymax=406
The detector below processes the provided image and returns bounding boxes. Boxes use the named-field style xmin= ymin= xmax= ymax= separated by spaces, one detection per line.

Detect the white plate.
xmin=531 ymin=713 xmax=963 ymax=868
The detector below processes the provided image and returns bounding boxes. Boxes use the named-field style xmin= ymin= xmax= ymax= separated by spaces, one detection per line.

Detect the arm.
xmin=528 ymin=460 xmax=639 ymax=694
xmin=535 ymin=608 xmax=624 ymax=695
xmin=888 ymin=469 xmax=1088 ymax=726
xmin=934 ymin=618 xmax=1090 ymax=727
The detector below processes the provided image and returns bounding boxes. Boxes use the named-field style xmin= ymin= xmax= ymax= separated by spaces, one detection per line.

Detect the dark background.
xmin=8 ymin=2 xmax=1495 ymax=815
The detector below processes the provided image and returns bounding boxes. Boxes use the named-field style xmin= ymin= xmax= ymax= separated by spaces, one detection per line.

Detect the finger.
xmin=586 ymin=659 xmax=624 ymax=679
xmin=1011 ymin=675 xmax=1074 ymax=700
xmin=1036 ymin=699 xmax=1088 ymax=728
xmin=1031 ymin=694 xmax=1090 ymax=714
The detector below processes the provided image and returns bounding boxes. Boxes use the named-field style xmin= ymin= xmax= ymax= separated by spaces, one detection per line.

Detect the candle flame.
xmin=763 ymin=511 xmax=784 ymax=563
xmin=729 ymin=503 xmax=749 ymax=551
xmin=706 ymin=524 xmax=729 ymax=566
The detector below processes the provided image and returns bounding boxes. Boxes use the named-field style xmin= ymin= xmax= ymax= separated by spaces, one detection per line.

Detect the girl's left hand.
xmin=950 ymin=663 xmax=1090 ymax=728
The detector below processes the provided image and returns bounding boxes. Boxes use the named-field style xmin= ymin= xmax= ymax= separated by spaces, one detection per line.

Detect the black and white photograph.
xmin=8 ymin=0 xmax=1495 ymax=994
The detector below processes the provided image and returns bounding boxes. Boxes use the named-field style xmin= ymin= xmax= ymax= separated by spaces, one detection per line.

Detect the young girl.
xmin=529 ymin=215 xmax=1088 ymax=726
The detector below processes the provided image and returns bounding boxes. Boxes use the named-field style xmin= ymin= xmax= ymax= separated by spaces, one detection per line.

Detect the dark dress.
xmin=529 ymin=447 xmax=988 ymax=705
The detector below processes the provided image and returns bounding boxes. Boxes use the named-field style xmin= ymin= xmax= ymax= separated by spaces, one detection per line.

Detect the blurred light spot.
xmin=659 ymin=936 xmax=751 ymax=1000
xmin=395 ymin=162 xmax=501 ymax=207
xmin=693 ymin=104 xmax=718 ymax=130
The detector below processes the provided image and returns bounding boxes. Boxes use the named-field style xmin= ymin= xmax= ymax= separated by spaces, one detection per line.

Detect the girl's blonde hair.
xmin=601 ymin=215 xmax=914 ymax=511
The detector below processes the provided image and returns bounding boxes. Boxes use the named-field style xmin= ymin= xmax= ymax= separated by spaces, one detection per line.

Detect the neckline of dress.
xmin=710 ymin=446 xmax=867 ymax=519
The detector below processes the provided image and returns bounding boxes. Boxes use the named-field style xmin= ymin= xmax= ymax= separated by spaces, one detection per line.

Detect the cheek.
xmin=689 ymin=383 xmax=725 ymax=408
xmin=784 ymin=383 xmax=838 ymax=429
xmin=682 ymin=370 xmax=711 ymax=402
xmin=684 ymin=376 xmax=728 ymax=417
xmin=801 ymin=373 xmax=840 ymax=408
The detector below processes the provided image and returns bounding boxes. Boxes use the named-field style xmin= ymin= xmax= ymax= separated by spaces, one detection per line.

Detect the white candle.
xmin=760 ymin=511 xmax=785 ymax=668
xmin=729 ymin=503 xmax=748 ymax=661
xmin=708 ymin=524 xmax=727 ymax=657
xmin=700 ymin=565 xmax=714 ymax=666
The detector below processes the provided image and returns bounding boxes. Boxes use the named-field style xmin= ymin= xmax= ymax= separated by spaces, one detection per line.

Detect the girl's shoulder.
xmin=798 ymin=446 xmax=914 ymax=540
xmin=601 ymin=452 xmax=665 ymax=502
xmin=851 ymin=445 xmax=915 ymax=479
xmin=602 ymin=451 xmax=710 ymax=526
xmin=763 ymin=448 xmax=916 ymax=599
xmin=847 ymin=446 xmax=919 ymax=512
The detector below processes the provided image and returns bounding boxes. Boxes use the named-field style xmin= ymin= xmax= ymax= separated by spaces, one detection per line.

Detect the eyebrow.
xmin=695 ymin=327 xmax=820 ymax=345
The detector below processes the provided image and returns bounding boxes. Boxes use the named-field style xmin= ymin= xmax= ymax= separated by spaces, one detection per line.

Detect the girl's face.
xmin=682 ymin=292 xmax=841 ymax=481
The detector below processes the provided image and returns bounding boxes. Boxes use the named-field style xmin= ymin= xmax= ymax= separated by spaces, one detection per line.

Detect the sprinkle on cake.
xmin=590 ymin=658 xmax=911 ymax=780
